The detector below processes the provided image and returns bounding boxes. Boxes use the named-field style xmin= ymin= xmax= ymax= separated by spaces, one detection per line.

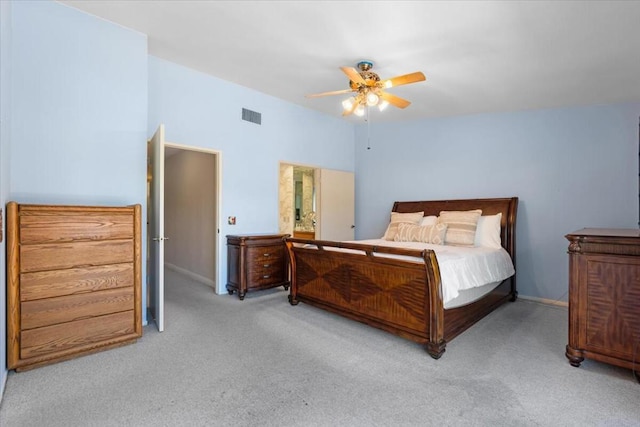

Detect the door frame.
xmin=164 ymin=142 xmax=223 ymax=295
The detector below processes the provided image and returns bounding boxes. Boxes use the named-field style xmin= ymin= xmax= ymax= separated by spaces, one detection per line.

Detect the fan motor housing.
xmin=349 ymin=60 xmax=380 ymax=89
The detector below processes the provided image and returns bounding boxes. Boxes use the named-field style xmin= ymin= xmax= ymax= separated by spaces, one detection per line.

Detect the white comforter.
xmin=346 ymin=239 xmax=515 ymax=304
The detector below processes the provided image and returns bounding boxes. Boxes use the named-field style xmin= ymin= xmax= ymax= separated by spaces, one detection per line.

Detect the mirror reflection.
xmin=293 ymin=167 xmax=315 ymax=236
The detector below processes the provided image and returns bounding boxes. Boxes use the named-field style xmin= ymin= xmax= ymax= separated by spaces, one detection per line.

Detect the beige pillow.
xmin=438 ymin=209 xmax=482 ymax=246
xmin=382 ymin=211 xmax=424 ymax=241
xmin=394 ymin=222 xmax=448 ymax=245
xmin=419 ymin=215 xmax=438 ymax=227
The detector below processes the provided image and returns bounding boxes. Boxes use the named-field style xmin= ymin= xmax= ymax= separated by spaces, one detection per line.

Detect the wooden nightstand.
xmin=226 ymin=234 xmax=290 ymax=300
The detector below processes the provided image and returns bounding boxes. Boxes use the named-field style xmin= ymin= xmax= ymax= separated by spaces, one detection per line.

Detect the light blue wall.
xmin=0 ymin=0 xmax=12 ymax=399
xmin=147 ymin=56 xmax=355 ymax=293
xmin=355 ymin=103 xmax=640 ymax=302
xmin=9 ymin=1 xmax=148 ymax=313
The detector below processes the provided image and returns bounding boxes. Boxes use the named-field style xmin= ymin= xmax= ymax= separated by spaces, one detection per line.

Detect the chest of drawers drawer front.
xmin=20 ymin=263 xmax=134 ymax=301
xmin=20 ymin=310 xmax=135 ymax=360
xmin=19 ymin=212 xmax=134 ymax=244
xmin=20 ymin=240 xmax=133 ymax=273
xmin=21 ymin=287 xmax=135 ymax=330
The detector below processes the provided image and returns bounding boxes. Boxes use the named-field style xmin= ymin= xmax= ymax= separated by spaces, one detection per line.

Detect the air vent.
xmin=242 ymin=108 xmax=261 ymax=125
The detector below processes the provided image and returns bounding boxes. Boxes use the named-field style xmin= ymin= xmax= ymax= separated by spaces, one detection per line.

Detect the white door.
xmin=148 ymin=125 xmax=166 ymax=331
xmin=317 ymin=169 xmax=355 ymax=241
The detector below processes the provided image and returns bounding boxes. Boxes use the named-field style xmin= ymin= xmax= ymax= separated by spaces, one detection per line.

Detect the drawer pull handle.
xmin=263 ymin=253 xmax=271 ymax=257
xmin=263 ymin=264 xmax=271 ymax=268
xmin=263 ymin=275 xmax=271 ymax=279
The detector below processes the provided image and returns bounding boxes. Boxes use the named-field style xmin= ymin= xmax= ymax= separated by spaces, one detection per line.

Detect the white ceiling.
xmin=60 ymin=0 xmax=640 ymax=122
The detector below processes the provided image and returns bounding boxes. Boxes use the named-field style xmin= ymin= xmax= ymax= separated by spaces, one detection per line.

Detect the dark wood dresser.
xmin=565 ymin=228 xmax=640 ymax=372
xmin=226 ymin=234 xmax=290 ymax=300
xmin=7 ymin=202 xmax=142 ymax=371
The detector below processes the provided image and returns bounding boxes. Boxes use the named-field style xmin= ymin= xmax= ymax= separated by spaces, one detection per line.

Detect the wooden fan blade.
xmin=379 ymin=91 xmax=411 ymax=109
xmin=382 ymin=72 xmax=426 ymax=88
xmin=306 ymin=88 xmax=355 ymax=98
xmin=340 ymin=66 xmax=366 ymax=86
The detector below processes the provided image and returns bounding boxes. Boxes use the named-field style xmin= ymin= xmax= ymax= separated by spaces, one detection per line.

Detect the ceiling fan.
xmin=307 ymin=61 xmax=426 ymax=117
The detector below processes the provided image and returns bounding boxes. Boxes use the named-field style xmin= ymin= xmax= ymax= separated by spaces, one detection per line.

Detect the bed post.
xmin=507 ymin=197 xmax=519 ymax=301
xmin=284 ymin=239 xmax=299 ymax=305
xmin=423 ymin=250 xmax=446 ymax=359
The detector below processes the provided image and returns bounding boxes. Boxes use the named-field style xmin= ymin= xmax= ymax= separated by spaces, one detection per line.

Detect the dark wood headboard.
xmin=392 ymin=197 xmax=519 ymax=262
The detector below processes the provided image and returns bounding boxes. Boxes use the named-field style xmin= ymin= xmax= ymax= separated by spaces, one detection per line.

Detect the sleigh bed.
xmin=284 ymin=197 xmax=518 ymax=358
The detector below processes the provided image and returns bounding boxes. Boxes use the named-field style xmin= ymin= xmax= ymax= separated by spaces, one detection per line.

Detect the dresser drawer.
xmin=20 ymin=310 xmax=136 ymax=360
xmin=20 ymin=240 xmax=133 ymax=273
xmin=20 ymin=263 xmax=134 ymax=301
xmin=18 ymin=210 xmax=134 ymax=244
xmin=21 ymin=287 xmax=135 ymax=330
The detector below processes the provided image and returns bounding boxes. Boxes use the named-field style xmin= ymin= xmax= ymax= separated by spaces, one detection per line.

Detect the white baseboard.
xmin=518 ymin=294 xmax=568 ymax=308
xmin=165 ymin=263 xmax=215 ymax=288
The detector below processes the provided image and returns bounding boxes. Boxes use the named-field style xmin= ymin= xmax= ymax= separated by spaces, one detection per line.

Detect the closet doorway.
xmin=148 ymin=127 xmax=220 ymax=332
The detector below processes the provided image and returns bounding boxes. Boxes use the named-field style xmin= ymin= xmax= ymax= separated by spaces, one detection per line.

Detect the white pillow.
xmin=419 ymin=215 xmax=438 ymax=227
xmin=474 ymin=213 xmax=502 ymax=248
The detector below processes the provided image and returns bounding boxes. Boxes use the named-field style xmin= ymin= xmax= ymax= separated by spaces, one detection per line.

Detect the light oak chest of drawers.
xmin=7 ymin=202 xmax=142 ymax=371
xmin=226 ymin=234 xmax=290 ymax=300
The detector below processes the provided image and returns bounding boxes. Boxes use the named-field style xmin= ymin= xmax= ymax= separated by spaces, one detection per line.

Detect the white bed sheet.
xmin=342 ymin=239 xmax=515 ymax=305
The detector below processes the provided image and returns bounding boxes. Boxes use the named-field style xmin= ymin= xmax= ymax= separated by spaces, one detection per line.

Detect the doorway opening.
xmin=147 ymin=132 xmax=220 ymax=331
xmin=164 ymin=145 xmax=218 ymax=289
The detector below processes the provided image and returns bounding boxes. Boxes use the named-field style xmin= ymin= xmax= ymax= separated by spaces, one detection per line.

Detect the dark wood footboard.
xmin=285 ymin=240 xmax=447 ymax=358
xmin=285 ymin=197 xmax=518 ymax=358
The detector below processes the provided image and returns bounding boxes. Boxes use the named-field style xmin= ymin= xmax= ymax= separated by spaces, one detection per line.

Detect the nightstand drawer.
xmin=249 ymin=265 xmax=286 ymax=285
xmin=249 ymin=246 xmax=284 ymax=261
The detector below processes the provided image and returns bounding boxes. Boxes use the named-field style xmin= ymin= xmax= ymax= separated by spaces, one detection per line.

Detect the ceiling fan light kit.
xmin=307 ymin=60 xmax=426 ymax=117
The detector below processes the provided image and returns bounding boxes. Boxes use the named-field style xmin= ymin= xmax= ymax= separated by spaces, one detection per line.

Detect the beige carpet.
xmin=1 ymin=268 xmax=639 ymax=426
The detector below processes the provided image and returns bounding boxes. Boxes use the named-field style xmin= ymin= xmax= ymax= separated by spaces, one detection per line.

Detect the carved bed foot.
xmin=288 ymin=295 xmax=299 ymax=306
xmin=425 ymin=341 xmax=446 ymax=359
xmin=510 ymin=290 xmax=518 ymax=302
xmin=283 ymin=284 xmax=290 ymax=291
xmin=238 ymin=292 xmax=246 ymax=301
xmin=565 ymin=345 xmax=584 ymax=367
